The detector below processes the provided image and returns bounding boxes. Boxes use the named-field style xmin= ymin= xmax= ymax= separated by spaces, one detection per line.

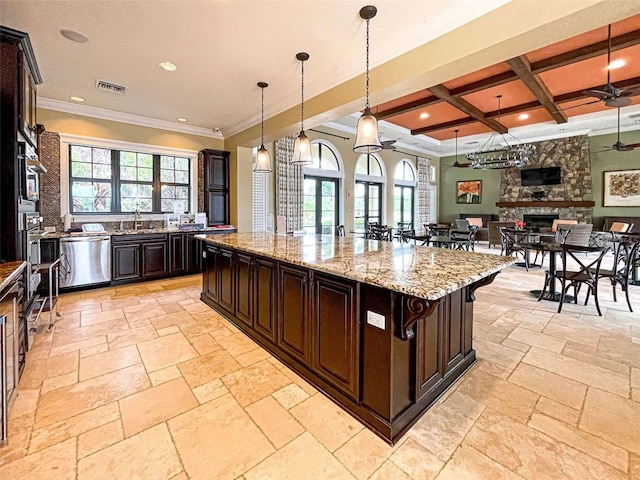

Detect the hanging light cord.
xmin=300 ymin=59 xmax=305 ymax=131
xmin=261 ymin=86 xmax=265 ymax=143
xmin=365 ymin=17 xmax=371 ymax=109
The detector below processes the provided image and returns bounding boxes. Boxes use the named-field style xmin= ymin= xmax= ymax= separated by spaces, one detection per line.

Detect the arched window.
xmin=393 ymin=159 xmax=417 ymax=227
xmin=354 ymin=153 xmax=386 ymax=230
xmin=302 ymin=141 xmax=343 ymax=235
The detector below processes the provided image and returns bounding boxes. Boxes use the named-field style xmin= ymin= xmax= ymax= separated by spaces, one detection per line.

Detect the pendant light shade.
xmin=254 ymin=82 xmax=272 ymax=173
xmin=353 ymin=5 xmax=382 ymax=153
xmin=292 ymin=52 xmax=313 ymax=165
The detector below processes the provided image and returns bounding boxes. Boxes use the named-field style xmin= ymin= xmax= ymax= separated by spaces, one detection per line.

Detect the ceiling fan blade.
xmin=605 ymin=97 xmax=632 ymax=108
xmin=624 ymin=143 xmax=640 ymax=150
xmin=583 ymin=89 xmax=610 ymax=98
xmin=593 ymin=147 xmax=615 ymax=153
xmin=620 ymin=87 xmax=640 ymax=97
xmin=380 ymin=139 xmax=397 ymax=150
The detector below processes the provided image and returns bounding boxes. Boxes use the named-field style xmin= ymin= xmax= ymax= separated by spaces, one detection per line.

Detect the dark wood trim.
xmin=496 ymin=201 xmax=595 ymax=208
xmin=374 ymin=29 xmax=640 ymax=121
xmin=466 ymin=273 xmax=498 ymax=302
xmin=0 ymin=26 xmax=42 ymax=83
xmin=554 ymin=76 xmax=640 ymax=104
xmin=376 ymin=94 xmax=441 ymax=120
xmin=411 ymin=116 xmax=476 ymax=135
xmin=398 ymin=297 xmax=441 ymax=340
xmin=507 ymin=56 xmax=567 ymax=124
xmin=427 ymin=84 xmax=508 ymax=134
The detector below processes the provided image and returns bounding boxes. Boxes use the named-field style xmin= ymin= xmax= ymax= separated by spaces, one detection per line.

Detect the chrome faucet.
xmin=134 ymin=207 xmax=143 ymax=231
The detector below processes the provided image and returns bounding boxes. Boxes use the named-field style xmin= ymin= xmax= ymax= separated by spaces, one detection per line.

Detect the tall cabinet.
xmin=0 ymin=26 xmax=42 ymax=263
xmin=201 ymin=149 xmax=230 ymax=226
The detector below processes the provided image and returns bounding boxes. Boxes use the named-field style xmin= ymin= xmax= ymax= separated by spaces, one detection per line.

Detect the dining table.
xmin=519 ymin=241 xmax=574 ymax=302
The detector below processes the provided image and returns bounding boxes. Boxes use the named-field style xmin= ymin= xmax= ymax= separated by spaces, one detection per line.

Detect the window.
xmin=354 ymin=154 xmax=385 ymax=229
xmin=393 ymin=159 xmax=416 ymax=226
xmin=69 ymin=144 xmax=191 ymax=214
xmin=303 ymin=141 xmax=342 ymax=234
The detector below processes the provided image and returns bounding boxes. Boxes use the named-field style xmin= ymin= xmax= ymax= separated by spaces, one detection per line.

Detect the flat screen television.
xmin=520 ymin=167 xmax=562 ymax=186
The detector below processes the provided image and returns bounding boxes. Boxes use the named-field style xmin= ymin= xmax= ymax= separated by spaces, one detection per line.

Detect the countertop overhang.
xmin=198 ymin=233 xmax=515 ymax=301
xmin=0 ymin=261 xmax=27 ymax=291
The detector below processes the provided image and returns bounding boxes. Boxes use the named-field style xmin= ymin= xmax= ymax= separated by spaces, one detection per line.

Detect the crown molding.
xmin=38 ymin=98 xmax=224 ymax=139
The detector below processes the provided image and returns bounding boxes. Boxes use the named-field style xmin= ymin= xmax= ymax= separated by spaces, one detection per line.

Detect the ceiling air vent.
xmin=95 ymin=79 xmax=127 ymax=95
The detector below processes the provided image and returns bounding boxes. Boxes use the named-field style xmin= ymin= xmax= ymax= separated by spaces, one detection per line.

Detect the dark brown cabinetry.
xmin=278 ymin=265 xmax=310 ymax=364
xmin=0 ymin=27 xmax=42 ymax=263
xmin=311 ymin=273 xmax=359 ymax=399
xmin=112 ymin=234 xmax=167 ymax=283
xmin=169 ymin=233 xmax=205 ymax=275
xmin=253 ymin=257 xmax=277 ymax=342
xmin=235 ymin=253 xmax=253 ymax=327
xmin=203 ymin=244 xmax=219 ymax=304
xmin=202 ymin=149 xmax=230 ymax=226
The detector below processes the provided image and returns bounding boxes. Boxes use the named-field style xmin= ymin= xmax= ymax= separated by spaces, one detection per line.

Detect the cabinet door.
xmin=218 ymin=248 xmax=234 ymax=313
xmin=207 ymin=191 xmax=229 ymax=226
xmin=205 ymin=151 xmax=229 ymax=190
xmin=278 ymin=264 xmax=309 ymax=363
xmin=203 ymin=245 xmax=219 ymax=303
xmin=169 ymin=233 xmax=185 ymax=274
xmin=311 ymin=273 xmax=359 ymax=399
xmin=142 ymin=241 xmax=168 ymax=278
xmin=235 ymin=253 xmax=253 ymax=327
xmin=112 ymin=244 xmax=140 ymax=281
xmin=254 ymin=257 xmax=277 ymax=342
xmin=185 ymin=234 xmax=203 ymax=273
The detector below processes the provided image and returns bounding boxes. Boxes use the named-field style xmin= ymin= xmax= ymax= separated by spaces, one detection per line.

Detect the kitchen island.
xmin=198 ymin=232 xmax=514 ymax=444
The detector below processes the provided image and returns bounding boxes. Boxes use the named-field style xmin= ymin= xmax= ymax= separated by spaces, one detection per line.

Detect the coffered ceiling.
xmin=370 ymin=14 xmax=640 ymax=144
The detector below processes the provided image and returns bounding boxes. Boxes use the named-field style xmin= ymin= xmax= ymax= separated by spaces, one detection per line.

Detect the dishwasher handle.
xmin=60 ymin=236 xmax=110 ymax=243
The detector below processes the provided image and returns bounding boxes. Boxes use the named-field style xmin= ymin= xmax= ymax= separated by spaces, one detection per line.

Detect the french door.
xmin=354 ymin=181 xmax=382 ymax=230
xmin=303 ymin=176 xmax=339 ymax=235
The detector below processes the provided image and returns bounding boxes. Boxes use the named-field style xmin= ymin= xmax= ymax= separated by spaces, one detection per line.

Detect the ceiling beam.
xmin=531 ymin=28 xmax=640 ymax=73
xmin=428 ymin=84 xmax=508 ymax=134
xmin=380 ymin=28 xmax=640 ymax=119
xmin=375 ymin=95 xmax=441 ymax=120
xmin=507 ymin=55 xmax=567 ymax=123
xmin=411 ymin=117 xmax=476 ymax=135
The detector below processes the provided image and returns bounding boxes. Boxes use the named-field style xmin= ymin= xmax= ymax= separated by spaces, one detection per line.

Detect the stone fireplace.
xmin=498 ymin=135 xmax=594 ymax=223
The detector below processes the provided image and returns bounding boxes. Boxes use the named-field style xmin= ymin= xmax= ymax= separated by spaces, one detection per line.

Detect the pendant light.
xmin=254 ymin=82 xmax=272 ymax=173
xmin=292 ymin=52 xmax=312 ymax=165
xmin=353 ymin=5 xmax=382 ymax=153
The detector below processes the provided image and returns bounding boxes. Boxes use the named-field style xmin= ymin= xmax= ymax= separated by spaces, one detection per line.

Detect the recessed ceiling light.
xmin=177 ymin=117 xmax=188 ymax=122
xmin=159 ymin=61 xmax=177 ymax=71
xmin=420 ymin=112 xmax=429 ymax=119
xmin=518 ymin=113 xmax=529 ymax=120
xmin=607 ymin=59 xmax=626 ymax=70
xmin=60 ymin=29 xmax=88 ymax=43
xmin=558 ymin=127 xmax=567 ymax=131
xmin=69 ymin=96 xmax=85 ymax=102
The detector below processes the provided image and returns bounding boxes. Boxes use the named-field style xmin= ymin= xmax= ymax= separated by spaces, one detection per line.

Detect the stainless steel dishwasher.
xmin=59 ymin=236 xmax=111 ymax=288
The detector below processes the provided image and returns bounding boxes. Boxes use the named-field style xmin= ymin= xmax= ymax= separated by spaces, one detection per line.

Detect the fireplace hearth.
xmin=523 ymin=214 xmax=559 ymax=229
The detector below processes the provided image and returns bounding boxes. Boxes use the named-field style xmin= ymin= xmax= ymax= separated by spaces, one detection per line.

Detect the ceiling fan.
xmin=580 ymin=24 xmax=640 ymax=108
xmin=445 ymin=130 xmax=472 ymax=168
xmin=595 ymin=107 xmax=640 ymax=152
xmin=380 ymin=139 xmax=397 ymax=150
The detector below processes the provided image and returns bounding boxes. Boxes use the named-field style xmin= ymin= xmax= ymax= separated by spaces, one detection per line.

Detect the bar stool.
xmin=34 ymin=253 xmax=65 ymax=330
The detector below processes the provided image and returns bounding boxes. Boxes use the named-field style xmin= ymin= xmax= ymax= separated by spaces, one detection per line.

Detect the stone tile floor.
xmin=1 ymin=244 xmax=640 ymax=479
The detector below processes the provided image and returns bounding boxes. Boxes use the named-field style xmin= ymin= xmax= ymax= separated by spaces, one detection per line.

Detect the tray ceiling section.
xmin=377 ymin=14 xmax=640 ymax=141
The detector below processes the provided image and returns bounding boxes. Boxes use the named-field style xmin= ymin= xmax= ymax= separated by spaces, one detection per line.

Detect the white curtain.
xmin=275 ymin=136 xmax=303 ymax=231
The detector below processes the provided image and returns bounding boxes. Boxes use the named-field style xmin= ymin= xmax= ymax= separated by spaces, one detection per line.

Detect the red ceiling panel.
xmin=443 ymin=62 xmax=513 ymax=90
xmin=462 ymin=80 xmax=537 ymax=111
xmin=427 ymin=123 xmax=493 ymax=142
xmin=539 ymin=45 xmax=640 ymax=96
xmin=375 ymin=15 xmax=640 ymax=142
xmin=387 ymin=102 xmax=469 ymax=131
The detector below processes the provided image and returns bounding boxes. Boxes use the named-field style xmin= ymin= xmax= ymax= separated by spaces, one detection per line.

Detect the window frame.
xmin=60 ymin=134 xmax=198 ymax=220
xmin=354 ymin=153 xmax=386 ymax=226
xmin=302 ymin=176 xmax=340 ymax=235
xmin=393 ymin=159 xmax=417 ymax=226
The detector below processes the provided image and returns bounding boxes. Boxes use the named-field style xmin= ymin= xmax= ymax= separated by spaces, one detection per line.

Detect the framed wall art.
xmin=603 ymin=169 xmax=640 ymax=207
xmin=456 ymin=180 xmax=482 ymax=204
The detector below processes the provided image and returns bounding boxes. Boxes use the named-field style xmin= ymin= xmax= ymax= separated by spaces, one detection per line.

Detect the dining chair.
xmin=451 ymin=226 xmax=478 ymax=251
xmin=454 ymin=219 xmax=470 ymax=231
xmin=534 ymin=227 xmax=571 ymax=265
xmin=551 ymin=244 xmax=609 ymax=316
xmin=563 ymin=223 xmax=593 ymax=247
xmin=369 ymin=224 xmax=392 ymax=241
xmin=498 ymin=227 xmax=529 ymax=270
xmin=426 ymin=223 xmax=450 ymax=237
xmin=595 ymin=238 xmax=640 ymax=312
xmin=335 ymin=225 xmax=345 ymax=236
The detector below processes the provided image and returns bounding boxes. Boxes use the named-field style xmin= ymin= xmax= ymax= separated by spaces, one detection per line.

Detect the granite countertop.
xmin=198 ymin=232 xmax=515 ymax=301
xmin=0 ymin=261 xmax=27 ymax=291
xmin=44 ymin=226 xmax=236 ymax=239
